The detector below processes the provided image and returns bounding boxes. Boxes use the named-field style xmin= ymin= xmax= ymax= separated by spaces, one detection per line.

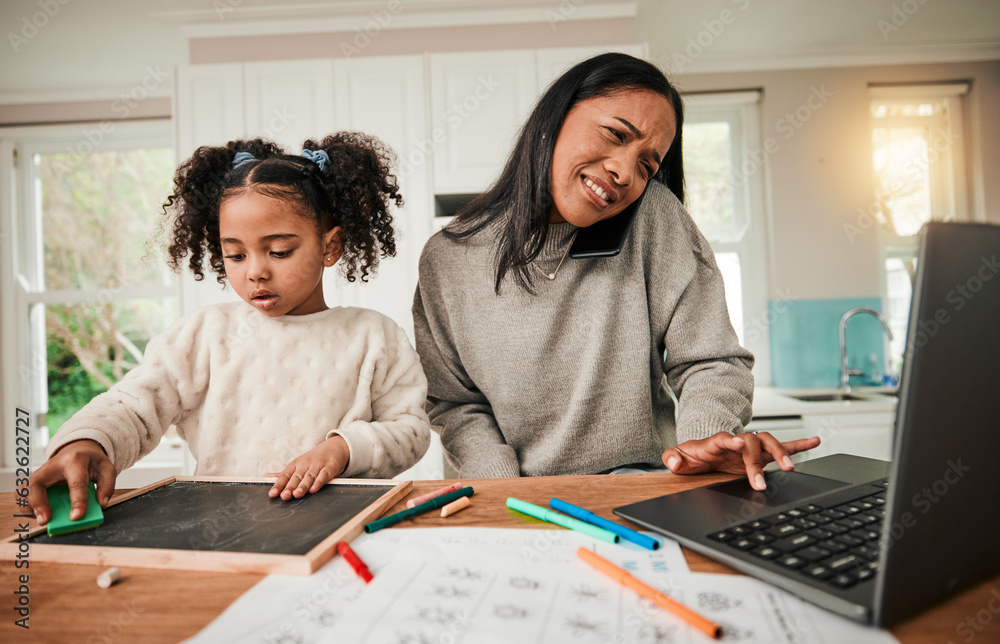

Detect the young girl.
xmin=29 ymin=133 xmax=431 ymax=525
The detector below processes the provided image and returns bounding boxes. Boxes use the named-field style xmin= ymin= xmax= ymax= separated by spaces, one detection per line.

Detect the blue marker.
xmin=549 ymin=498 xmax=660 ymax=551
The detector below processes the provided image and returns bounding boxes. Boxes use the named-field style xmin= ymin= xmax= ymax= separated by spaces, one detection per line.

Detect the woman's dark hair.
xmin=447 ymin=52 xmax=685 ymax=294
xmin=163 ymin=132 xmax=401 ymax=285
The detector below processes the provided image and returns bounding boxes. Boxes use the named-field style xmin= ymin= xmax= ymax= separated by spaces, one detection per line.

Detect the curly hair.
xmin=162 ymin=133 xmax=402 ymax=285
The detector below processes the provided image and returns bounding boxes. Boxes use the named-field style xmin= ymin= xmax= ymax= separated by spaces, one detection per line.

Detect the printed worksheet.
xmin=183 ymin=527 xmax=686 ymax=644
xmin=322 ymin=542 xmax=899 ymax=644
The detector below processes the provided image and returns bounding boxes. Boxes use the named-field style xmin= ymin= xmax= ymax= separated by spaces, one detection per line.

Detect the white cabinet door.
xmin=802 ymin=412 xmax=895 ymax=462
xmin=174 ymin=63 xmax=245 ymax=160
xmin=429 ymin=50 xmax=538 ymax=194
xmin=244 ymin=59 xmax=336 ymax=151
xmin=174 ymin=64 xmax=246 ymax=315
xmin=332 ymin=55 xmax=430 ymax=340
xmin=536 ymin=44 xmax=647 ymax=92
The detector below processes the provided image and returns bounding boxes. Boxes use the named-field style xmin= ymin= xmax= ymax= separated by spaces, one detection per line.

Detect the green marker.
xmin=506 ymin=497 xmax=619 ymax=544
xmin=46 ymin=482 xmax=104 ymax=536
xmin=365 ymin=486 xmax=474 ymax=533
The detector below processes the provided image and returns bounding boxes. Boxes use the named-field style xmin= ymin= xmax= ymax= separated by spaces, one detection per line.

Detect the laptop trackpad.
xmin=710 ymin=470 xmax=849 ymax=508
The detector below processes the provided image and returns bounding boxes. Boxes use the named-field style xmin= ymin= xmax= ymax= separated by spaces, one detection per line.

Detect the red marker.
xmin=337 ymin=541 xmax=373 ymax=584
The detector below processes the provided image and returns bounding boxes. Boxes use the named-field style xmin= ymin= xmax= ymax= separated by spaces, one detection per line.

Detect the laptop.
xmin=615 ymin=221 xmax=1000 ymax=627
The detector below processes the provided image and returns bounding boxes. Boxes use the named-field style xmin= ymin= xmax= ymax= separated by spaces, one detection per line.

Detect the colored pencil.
xmin=407 ymin=482 xmax=463 ymax=508
xmin=550 ymin=497 xmax=660 ymax=550
xmin=577 ymin=547 xmax=722 ymax=639
xmin=336 ymin=541 xmax=373 ymax=583
xmin=365 ymin=487 xmax=474 ymax=533
xmin=506 ymin=497 xmax=619 ymax=544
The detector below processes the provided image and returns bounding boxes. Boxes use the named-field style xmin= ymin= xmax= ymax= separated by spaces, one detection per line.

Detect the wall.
xmin=663 ymin=59 xmax=1000 ymax=385
xmin=0 ymin=0 xmax=188 ymax=101
xmin=671 ymin=60 xmax=1000 ymax=302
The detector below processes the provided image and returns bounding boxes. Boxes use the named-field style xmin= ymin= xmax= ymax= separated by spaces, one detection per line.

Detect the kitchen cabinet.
xmin=429 ymin=49 xmax=538 ymax=194
xmin=748 ymin=410 xmax=895 ymax=463
xmin=536 ymin=44 xmax=646 ymax=90
xmin=175 ymin=63 xmax=245 ymax=159
xmin=748 ymin=388 xmax=896 ymax=463
xmin=801 ymin=411 xmax=894 ymax=462
xmin=174 ymin=63 xmax=245 ymax=316
xmin=332 ymin=55 xmax=431 ymax=339
xmin=428 ymin=45 xmax=647 ymax=195
xmin=244 ymin=59 xmax=335 ymax=150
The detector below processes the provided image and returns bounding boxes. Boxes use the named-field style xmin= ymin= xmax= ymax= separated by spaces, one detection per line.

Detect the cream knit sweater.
xmin=47 ymin=302 xmax=431 ymax=479
xmin=414 ymin=180 xmax=754 ymax=478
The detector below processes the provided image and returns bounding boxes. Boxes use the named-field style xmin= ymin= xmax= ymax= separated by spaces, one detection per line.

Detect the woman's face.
xmin=549 ymin=89 xmax=676 ymax=226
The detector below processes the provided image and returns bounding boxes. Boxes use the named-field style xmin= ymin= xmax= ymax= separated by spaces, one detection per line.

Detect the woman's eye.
xmin=224 ymin=254 xmax=244 ymax=262
xmin=605 ymin=127 xmax=625 ymax=142
xmin=271 ymin=250 xmax=292 ymax=258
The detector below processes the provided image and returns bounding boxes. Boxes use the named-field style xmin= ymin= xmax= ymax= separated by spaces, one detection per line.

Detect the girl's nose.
xmin=247 ymin=255 xmax=269 ymax=281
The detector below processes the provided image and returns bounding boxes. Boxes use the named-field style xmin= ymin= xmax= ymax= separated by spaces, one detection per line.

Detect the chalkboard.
xmin=6 ymin=476 xmax=410 ymax=575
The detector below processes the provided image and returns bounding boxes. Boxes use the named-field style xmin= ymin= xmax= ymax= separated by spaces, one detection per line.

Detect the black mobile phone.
xmin=568 ymin=188 xmax=646 ymax=258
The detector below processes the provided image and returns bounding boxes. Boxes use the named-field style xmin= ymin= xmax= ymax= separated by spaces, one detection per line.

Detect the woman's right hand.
xmin=27 ymin=439 xmax=117 ymax=525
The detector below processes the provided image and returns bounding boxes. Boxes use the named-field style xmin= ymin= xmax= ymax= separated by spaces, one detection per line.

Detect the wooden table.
xmin=2 ymin=473 xmax=998 ymax=643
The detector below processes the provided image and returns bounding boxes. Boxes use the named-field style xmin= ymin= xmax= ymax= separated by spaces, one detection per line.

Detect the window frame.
xmin=682 ymin=90 xmax=771 ymax=383
xmin=868 ymin=84 xmax=972 ymax=367
xmin=1 ymin=119 xmax=179 ymax=473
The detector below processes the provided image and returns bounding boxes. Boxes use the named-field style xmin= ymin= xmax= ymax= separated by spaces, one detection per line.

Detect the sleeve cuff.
xmin=327 ymin=421 xmax=373 ymax=478
xmin=455 ymin=445 xmax=521 ymax=479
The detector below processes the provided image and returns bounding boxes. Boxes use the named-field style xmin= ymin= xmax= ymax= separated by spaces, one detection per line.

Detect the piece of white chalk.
xmin=97 ymin=567 xmax=122 ymax=589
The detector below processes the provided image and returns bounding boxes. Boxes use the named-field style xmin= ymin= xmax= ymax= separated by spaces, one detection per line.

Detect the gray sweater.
xmin=413 ymin=180 xmax=754 ymax=478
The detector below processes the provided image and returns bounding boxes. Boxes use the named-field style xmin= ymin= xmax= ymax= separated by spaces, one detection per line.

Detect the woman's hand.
xmin=661 ymin=432 xmax=821 ymax=491
xmin=27 ymin=439 xmax=117 ymax=525
xmin=267 ymin=436 xmax=350 ymax=501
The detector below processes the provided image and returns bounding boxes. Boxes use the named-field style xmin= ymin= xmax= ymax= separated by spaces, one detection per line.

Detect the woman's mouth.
xmin=582 ymin=176 xmax=612 ymax=207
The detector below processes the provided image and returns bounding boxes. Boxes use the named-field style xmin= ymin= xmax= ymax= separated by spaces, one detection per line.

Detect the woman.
xmin=413 ymin=53 xmax=818 ymax=489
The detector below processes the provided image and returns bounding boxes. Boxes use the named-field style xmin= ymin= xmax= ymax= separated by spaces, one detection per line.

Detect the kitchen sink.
xmin=784 ymin=393 xmax=868 ymax=402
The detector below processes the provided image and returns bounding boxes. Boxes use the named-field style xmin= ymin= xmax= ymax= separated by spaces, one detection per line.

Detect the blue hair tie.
xmin=301 ymin=149 xmax=330 ymax=173
xmin=232 ymin=151 xmax=257 ymax=169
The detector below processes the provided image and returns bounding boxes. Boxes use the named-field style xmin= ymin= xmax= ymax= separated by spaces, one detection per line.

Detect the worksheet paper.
xmin=183 ymin=526 xmax=686 ymax=644
xmin=322 ymin=542 xmax=900 ymax=644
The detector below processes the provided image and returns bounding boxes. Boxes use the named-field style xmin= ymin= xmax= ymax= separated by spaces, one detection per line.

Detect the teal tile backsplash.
xmin=769 ymin=297 xmax=888 ymax=388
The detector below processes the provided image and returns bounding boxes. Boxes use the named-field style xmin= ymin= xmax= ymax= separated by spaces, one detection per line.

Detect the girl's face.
xmin=549 ymin=89 xmax=676 ymax=226
xmin=219 ymin=191 xmax=342 ymax=317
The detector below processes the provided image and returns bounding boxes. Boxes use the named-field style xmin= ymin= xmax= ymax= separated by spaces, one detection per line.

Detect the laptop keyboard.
xmin=706 ymin=479 xmax=888 ymax=590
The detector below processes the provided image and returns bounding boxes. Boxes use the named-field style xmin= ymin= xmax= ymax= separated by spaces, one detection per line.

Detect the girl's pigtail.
xmin=304 ymin=133 xmax=402 ymax=283
xmin=162 ymin=139 xmax=283 ymax=284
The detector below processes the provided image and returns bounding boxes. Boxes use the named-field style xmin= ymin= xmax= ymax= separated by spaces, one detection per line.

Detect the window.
xmin=1 ymin=121 xmax=179 ymax=469
xmin=869 ymin=84 xmax=970 ymax=369
xmin=683 ymin=91 xmax=770 ymax=380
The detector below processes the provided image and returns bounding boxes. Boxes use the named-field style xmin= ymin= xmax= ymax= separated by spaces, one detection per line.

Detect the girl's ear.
xmin=322 ymin=226 xmax=344 ymax=267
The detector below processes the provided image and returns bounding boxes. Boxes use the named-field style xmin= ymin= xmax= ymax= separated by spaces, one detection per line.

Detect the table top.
xmin=2 ymin=472 xmax=998 ymax=643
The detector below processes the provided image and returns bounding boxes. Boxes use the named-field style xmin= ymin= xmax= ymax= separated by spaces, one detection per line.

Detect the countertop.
xmin=752 ymin=386 xmax=898 ymax=418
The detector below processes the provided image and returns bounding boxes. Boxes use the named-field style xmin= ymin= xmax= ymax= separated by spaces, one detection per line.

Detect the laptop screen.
xmin=875 ymin=221 xmax=1000 ymax=626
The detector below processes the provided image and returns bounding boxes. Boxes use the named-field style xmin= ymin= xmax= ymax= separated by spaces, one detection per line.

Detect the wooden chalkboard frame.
xmin=1 ymin=476 xmax=410 ymax=576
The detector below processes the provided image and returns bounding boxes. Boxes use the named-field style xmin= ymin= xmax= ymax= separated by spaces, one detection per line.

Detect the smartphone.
xmin=568 ymin=187 xmax=647 ymax=258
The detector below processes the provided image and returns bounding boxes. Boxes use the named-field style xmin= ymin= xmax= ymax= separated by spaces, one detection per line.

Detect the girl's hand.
xmin=27 ymin=439 xmax=117 ymax=525
xmin=661 ymin=432 xmax=821 ymax=491
xmin=267 ymin=436 xmax=350 ymax=501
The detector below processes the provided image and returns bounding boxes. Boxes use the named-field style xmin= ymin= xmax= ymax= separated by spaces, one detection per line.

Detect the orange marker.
xmin=337 ymin=541 xmax=373 ymax=584
xmin=576 ymin=547 xmax=722 ymax=639
xmin=440 ymin=496 xmax=471 ymax=517
xmin=407 ymin=482 xmax=462 ymax=508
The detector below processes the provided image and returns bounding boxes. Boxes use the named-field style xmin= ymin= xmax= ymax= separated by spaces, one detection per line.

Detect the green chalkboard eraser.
xmin=46 ymin=483 xmax=104 ymax=536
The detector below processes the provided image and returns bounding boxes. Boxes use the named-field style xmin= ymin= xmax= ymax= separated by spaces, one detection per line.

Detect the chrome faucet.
xmin=839 ymin=307 xmax=893 ymax=392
